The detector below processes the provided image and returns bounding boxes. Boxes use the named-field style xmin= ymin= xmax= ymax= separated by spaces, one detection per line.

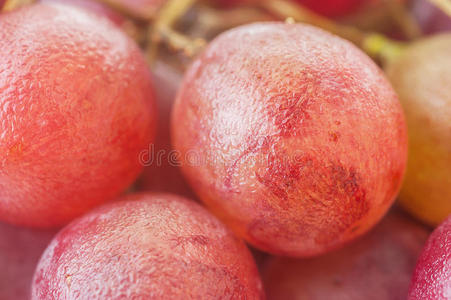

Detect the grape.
xmin=386 ymin=34 xmax=451 ymax=226
xmin=296 ymin=0 xmax=366 ymax=18
xmin=171 ymin=22 xmax=407 ymax=257
xmin=262 ymin=210 xmax=430 ymax=300
xmin=213 ymin=0 xmax=367 ymax=17
xmin=408 ymin=215 xmax=451 ymax=299
xmin=0 ymin=222 xmax=55 ymax=300
xmin=0 ymin=4 xmax=157 ymax=228
xmin=32 ymin=193 xmax=264 ymax=299
xmin=412 ymin=0 xmax=451 ymax=34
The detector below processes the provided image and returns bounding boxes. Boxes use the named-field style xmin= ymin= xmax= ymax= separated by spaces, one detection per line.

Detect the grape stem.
xmin=153 ymin=26 xmax=206 ymax=58
xmin=147 ymin=0 xmax=206 ymax=63
xmin=260 ymin=0 xmax=405 ymax=66
xmin=427 ymin=0 xmax=451 ymax=17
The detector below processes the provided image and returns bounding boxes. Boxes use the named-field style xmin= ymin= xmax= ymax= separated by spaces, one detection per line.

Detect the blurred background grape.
xmin=411 ymin=0 xmax=451 ymax=34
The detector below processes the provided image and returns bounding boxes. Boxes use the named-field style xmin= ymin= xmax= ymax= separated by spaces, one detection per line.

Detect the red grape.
xmin=408 ymin=215 xmax=451 ymax=299
xmin=32 ymin=193 xmax=264 ymax=299
xmin=412 ymin=0 xmax=451 ymax=34
xmin=262 ymin=210 xmax=430 ymax=300
xmin=296 ymin=0 xmax=366 ymax=17
xmin=171 ymin=22 xmax=407 ymax=257
xmin=213 ymin=0 xmax=367 ymax=17
xmin=0 ymin=4 xmax=157 ymax=228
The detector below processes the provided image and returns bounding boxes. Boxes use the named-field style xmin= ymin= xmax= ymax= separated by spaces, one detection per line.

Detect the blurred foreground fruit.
xmin=172 ymin=22 xmax=407 ymax=257
xmin=0 ymin=222 xmax=55 ymax=300
xmin=386 ymin=34 xmax=451 ymax=226
xmin=0 ymin=4 xmax=157 ymax=228
xmin=32 ymin=193 xmax=264 ymax=299
xmin=408 ymin=215 xmax=451 ymax=299
xmin=262 ymin=211 xmax=429 ymax=300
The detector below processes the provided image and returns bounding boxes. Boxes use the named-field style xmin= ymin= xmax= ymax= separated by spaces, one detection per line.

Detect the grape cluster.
xmin=0 ymin=1 xmax=450 ymax=299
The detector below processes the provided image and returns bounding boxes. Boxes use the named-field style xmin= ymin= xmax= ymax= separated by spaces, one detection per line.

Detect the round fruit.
xmin=213 ymin=0 xmax=366 ymax=17
xmin=262 ymin=210 xmax=430 ymax=300
xmin=386 ymin=34 xmax=451 ymax=226
xmin=408 ymin=215 xmax=451 ymax=299
xmin=0 ymin=4 xmax=156 ymax=228
xmin=0 ymin=222 xmax=55 ymax=300
xmin=412 ymin=0 xmax=451 ymax=34
xmin=32 ymin=193 xmax=264 ymax=299
xmin=172 ymin=22 xmax=408 ymax=257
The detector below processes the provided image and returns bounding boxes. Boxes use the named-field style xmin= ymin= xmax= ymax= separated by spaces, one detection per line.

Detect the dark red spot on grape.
xmin=271 ymin=95 xmax=312 ymax=138
xmin=329 ymin=131 xmax=339 ymax=142
xmin=249 ymin=156 xmax=369 ymax=251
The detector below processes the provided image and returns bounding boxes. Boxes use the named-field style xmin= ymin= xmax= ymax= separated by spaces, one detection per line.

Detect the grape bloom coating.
xmin=172 ymin=22 xmax=407 ymax=257
xmin=32 ymin=193 xmax=264 ymax=299
xmin=0 ymin=4 xmax=156 ymax=227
